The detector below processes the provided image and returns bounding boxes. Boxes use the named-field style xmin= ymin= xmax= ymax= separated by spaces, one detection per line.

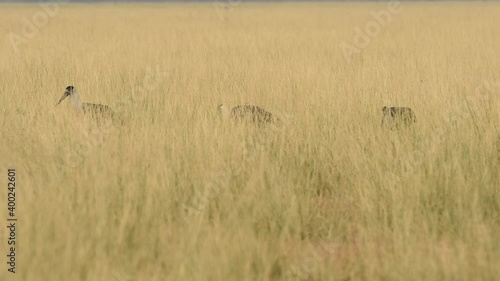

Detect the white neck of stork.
xmin=218 ymin=104 xmax=230 ymax=119
xmin=68 ymin=90 xmax=83 ymax=109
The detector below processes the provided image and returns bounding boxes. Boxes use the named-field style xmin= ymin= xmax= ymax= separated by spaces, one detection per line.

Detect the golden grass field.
xmin=0 ymin=2 xmax=499 ymax=281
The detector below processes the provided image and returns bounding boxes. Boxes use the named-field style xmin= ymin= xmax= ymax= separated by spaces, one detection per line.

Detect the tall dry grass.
xmin=0 ymin=2 xmax=499 ymax=281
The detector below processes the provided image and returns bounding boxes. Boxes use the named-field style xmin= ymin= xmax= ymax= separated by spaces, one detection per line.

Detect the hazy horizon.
xmin=0 ymin=0 xmax=494 ymax=3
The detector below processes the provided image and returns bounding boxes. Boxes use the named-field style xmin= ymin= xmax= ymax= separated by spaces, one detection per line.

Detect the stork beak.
xmin=56 ymin=93 xmax=67 ymax=106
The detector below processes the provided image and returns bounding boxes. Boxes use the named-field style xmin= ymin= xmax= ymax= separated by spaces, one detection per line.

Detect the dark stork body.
xmin=81 ymin=103 xmax=114 ymax=120
xmin=57 ymin=86 xmax=116 ymax=123
xmin=381 ymin=106 xmax=417 ymax=128
xmin=218 ymin=104 xmax=278 ymax=125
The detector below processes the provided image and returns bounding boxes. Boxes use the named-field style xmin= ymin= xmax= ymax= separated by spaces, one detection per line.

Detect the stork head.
xmin=57 ymin=86 xmax=75 ymax=105
xmin=56 ymin=86 xmax=82 ymax=109
xmin=218 ymin=104 xmax=231 ymax=119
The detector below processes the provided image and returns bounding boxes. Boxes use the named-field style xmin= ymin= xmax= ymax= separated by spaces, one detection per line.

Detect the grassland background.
xmin=0 ymin=2 xmax=499 ymax=281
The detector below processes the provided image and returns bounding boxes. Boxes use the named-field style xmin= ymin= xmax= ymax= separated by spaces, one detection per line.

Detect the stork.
xmin=218 ymin=104 xmax=279 ymax=125
xmin=381 ymin=106 xmax=417 ymax=129
xmin=56 ymin=86 xmax=115 ymax=122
